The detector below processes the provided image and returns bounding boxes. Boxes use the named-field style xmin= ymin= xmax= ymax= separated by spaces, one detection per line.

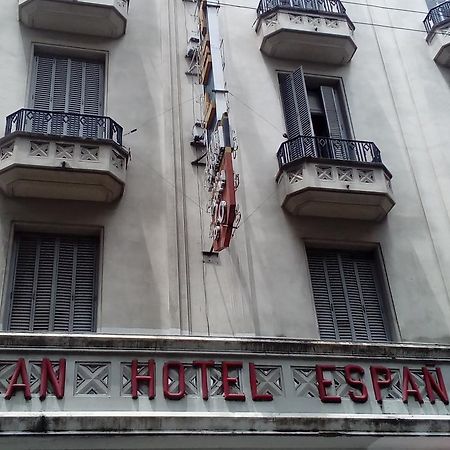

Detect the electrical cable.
xmin=213 ymin=0 xmax=442 ymax=35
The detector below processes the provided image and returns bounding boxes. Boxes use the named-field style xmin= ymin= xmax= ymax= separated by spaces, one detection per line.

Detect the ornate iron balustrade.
xmin=257 ymin=0 xmax=354 ymax=28
xmin=5 ymin=109 xmax=123 ymax=147
xmin=424 ymin=1 xmax=450 ymax=35
xmin=277 ymin=135 xmax=382 ymax=169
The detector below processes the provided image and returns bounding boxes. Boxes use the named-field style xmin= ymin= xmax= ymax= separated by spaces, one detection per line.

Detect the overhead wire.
xmin=173 ymin=0 xmax=445 ymax=230
xmin=213 ymin=0 xmax=440 ymax=35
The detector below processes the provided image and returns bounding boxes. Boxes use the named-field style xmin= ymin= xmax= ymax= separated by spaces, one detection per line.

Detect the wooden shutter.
xmin=82 ymin=60 xmax=105 ymax=138
xmin=307 ymin=249 xmax=389 ymax=342
xmin=320 ymin=86 xmax=349 ymax=159
xmin=31 ymin=55 xmax=54 ymax=134
xmin=278 ymin=68 xmax=313 ymax=138
xmin=320 ymin=86 xmax=347 ymax=140
xmin=278 ymin=67 xmax=315 ymax=158
xmin=292 ymin=67 xmax=313 ymax=138
xmin=8 ymin=233 xmax=99 ymax=333
xmin=31 ymin=55 xmax=104 ymax=137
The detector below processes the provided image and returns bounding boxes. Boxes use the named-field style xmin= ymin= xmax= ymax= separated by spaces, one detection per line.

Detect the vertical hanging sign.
xmin=206 ymin=113 xmax=240 ymax=252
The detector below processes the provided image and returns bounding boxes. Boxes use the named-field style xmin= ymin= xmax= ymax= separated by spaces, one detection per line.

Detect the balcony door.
xmin=30 ymin=54 xmax=104 ymax=138
xmin=278 ymin=67 xmax=351 ymax=160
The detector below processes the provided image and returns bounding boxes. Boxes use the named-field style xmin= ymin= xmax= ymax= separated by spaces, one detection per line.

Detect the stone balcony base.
xmin=19 ymin=0 xmax=128 ymax=38
xmin=256 ymin=11 xmax=356 ymax=64
xmin=0 ymin=132 xmax=127 ymax=202
xmin=277 ymin=159 xmax=395 ymax=221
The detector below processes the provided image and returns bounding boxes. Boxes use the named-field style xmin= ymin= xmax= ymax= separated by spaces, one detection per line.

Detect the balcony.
xmin=424 ymin=2 xmax=450 ymax=66
xmin=255 ymin=0 xmax=356 ymax=64
xmin=0 ymin=109 xmax=128 ymax=202
xmin=19 ymin=0 xmax=129 ymax=38
xmin=276 ymin=135 xmax=395 ymax=221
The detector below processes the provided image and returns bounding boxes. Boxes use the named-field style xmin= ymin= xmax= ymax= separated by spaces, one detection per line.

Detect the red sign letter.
xmin=344 ymin=364 xmax=368 ymax=403
xmin=423 ymin=367 xmax=449 ymax=405
xmin=163 ymin=362 xmax=186 ymax=400
xmin=249 ymin=363 xmax=273 ymax=401
xmin=316 ymin=365 xmax=341 ymax=403
xmin=131 ymin=360 xmax=155 ymax=399
xmin=40 ymin=358 xmax=66 ymax=400
xmin=222 ymin=361 xmax=245 ymax=401
xmin=370 ymin=366 xmax=392 ymax=404
xmin=402 ymin=367 xmax=424 ymax=404
xmin=5 ymin=358 xmax=31 ymax=400
xmin=193 ymin=360 xmax=214 ymax=400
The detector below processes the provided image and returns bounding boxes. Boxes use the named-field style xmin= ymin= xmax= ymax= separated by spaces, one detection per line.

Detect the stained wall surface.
xmin=0 ymin=0 xmax=448 ymax=344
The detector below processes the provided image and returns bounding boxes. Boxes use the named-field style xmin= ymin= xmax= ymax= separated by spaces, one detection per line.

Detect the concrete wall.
xmin=178 ymin=0 xmax=450 ymax=343
xmin=0 ymin=0 xmax=449 ymax=344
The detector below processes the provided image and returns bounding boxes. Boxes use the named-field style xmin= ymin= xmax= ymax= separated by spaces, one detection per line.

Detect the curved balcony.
xmin=276 ymin=135 xmax=395 ymax=221
xmin=255 ymin=0 xmax=356 ymax=64
xmin=0 ymin=109 xmax=128 ymax=202
xmin=19 ymin=0 xmax=129 ymax=38
xmin=424 ymin=1 xmax=450 ymax=66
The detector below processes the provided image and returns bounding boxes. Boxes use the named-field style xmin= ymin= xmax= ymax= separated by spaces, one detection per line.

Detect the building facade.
xmin=0 ymin=0 xmax=449 ymax=448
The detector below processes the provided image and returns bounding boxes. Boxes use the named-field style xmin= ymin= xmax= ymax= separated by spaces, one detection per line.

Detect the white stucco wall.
xmin=0 ymin=0 xmax=448 ymax=344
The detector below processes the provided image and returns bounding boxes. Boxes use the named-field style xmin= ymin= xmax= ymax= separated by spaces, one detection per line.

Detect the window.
xmin=30 ymin=53 xmax=105 ymax=138
xmin=6 ymin=233 xmax=99 ymax=332
xmin=307 ymin=248 xmax=390 ymax=342
xmin=278 ymin=67 xmax=352 ymax=159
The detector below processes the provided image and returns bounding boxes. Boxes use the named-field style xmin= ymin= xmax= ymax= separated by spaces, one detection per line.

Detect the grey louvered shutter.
xmin=278 ymin=67 xmax=315 ymax=158
xmin=82 ymin=60 xmax=105 ymax=138
xmin=8 ymin=234 xmax=98 ymax=333
xmin=67 ymin=58 xmax=83 ymax=137
xmin=31 ymin=55 xmax=104 ymax=138
xmin=292 ymin=67 xmax=313 ymax=138
xmin=307 ymin=249 xmax=389 ymax=342
xmin=31 ymin=55 xmax=54 ymax=134
xmin=306 ymin=251 xmax=338 ymax=340
xmin=51 ymin=58 xmax=69 ymax=135
xmin=8 ymin=236 xmax=38 ymax=331
xmin=320 ymin=86 xmax=348 ymax=159
xmin=279 ymin=72 xmax=301 ymax=140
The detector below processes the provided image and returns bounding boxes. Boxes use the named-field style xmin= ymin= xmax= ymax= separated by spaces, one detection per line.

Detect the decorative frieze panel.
xmin=358 ymin=169 xmax=375 ymax=183
xmin=55 ymin=143 xmax=74 ymax=159
xmin=337 ymin=166 xmax=353 ymax=182
xmin=287 ymin=167 xmax=303 ymax=184
xmin=316 ymin=165 xmax=333 ymax=181
xmin=0 ymin=143 xmax=14 ymax=161
xmin=30 ymin=141 xmax=49 ymax=157
xmin=111 ymin=152 xmax=125 ymax=170
xmin=74 ymin=362 xmax=110 ymax=396
xmin=0 ymin=337 xmax=448 ymax=435
xmin=80 ymin=146 xmax=100 ymax=162
xmin=252 ymin=366 xmax=284 ymax=397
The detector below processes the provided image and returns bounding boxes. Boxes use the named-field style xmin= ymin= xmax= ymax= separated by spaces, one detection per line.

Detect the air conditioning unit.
xmin=186 ymin=34 xmax=200 ymax=59
xmin=191 ymin=121 xmax=206 ymax=147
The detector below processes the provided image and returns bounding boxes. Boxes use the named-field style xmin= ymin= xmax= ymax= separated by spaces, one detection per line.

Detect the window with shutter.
xmin=7 ymin=233 xmax=99 ymax=333
xmin=30 ymin=54 xmax=104 ymax=138
xmin=307 ymin=248 xmax=390 ymax=342
xmin=278 ymin=68 xmax=351 ymax=158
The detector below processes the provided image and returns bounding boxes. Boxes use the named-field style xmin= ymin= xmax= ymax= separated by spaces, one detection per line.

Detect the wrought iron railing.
xmin=257 ymin=0 xmax=353 ymax=26
xmin=276 ymin=135 xmax=382 ymax=169
xmin=5 ymin=109 xmax=123 ymax=147
xmin=424 ymin=1 xmax=450 ymax=35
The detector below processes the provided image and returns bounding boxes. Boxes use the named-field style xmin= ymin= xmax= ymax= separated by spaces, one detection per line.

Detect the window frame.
xmin=26 ymin=43 xmax=109 ymax=115
xmin=1 ymin=222 xmax=104 ymax=333
xmin=304 ymin=240 xmax=399 ymax=343
xmin=276 ymin=68 xmax=355 ymax=141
